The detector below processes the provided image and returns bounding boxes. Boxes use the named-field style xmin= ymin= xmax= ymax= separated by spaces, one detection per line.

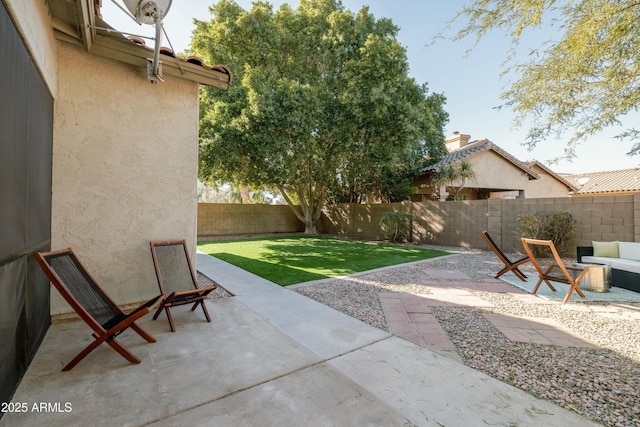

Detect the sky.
xmin=101 ymin=0 xmax=640 ymax=174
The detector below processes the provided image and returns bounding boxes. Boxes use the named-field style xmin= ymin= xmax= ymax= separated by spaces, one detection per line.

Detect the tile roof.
xmin=423 ymin=139 xmax=539 ymax=179
xmin=565 ymin=168 xmax=640 ymax=194
xmin=49 ymin=1 xmax=232 ymax=89
xmin=126 ymin=35 xmax=233 ymax=82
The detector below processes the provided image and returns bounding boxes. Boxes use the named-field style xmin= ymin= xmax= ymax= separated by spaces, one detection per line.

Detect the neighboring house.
xmin=1 ymin=0 xmax=230 ymax=405
xmin=412 ymin=132 xmax=577 ymax=201
xmin=564 ymin=168 xmax=640 ymax=197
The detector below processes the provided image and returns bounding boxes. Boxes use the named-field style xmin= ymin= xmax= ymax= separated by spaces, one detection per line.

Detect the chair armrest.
xmin=127 ymin=294 xmax=164 ymax=317
xmin=576 ymin=246 xmax=594 ymax=262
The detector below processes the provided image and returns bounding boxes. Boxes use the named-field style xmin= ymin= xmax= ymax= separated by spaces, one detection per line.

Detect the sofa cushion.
xmin=617 ymin=242 xmax=640 ymax=262
xmin=610 ymin=258 xmax=640 ymax=274
xmin=592 ymin=241 xmax=619 ymax=258
xmin=581 ymin=256 xmax=614 ymax=266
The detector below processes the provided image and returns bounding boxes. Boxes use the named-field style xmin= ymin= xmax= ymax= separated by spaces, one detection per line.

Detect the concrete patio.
xmin=2 ymin=253 xmax=599 ymax=426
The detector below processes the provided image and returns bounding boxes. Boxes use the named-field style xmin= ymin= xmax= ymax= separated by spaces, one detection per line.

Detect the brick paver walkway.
xmin=379 ymin=268 xmax=601 ymax=358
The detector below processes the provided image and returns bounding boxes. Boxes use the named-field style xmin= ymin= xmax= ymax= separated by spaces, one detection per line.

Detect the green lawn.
xmin=197 ymin=236 xmax=449 ymax=286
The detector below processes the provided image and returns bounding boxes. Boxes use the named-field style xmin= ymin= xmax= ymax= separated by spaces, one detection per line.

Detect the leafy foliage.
xmin=193 ymin=0 xmax=448 ymax=233
xmin=380 ymin=212 xmax=413 ymax=243
xmin=446 ymin=0 xmax=640 ymax=159
xmin=434 ymin=160 xmax=476 ymax=200
xmin=517 ymin=211 xmax=575 ymax=254
xmin=198 ymin=181 xmax=282 ymax=204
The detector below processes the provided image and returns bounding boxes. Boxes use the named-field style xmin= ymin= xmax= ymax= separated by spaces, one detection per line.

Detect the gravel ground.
xmin=197 ymin=272 xmax=233 ymax=299
xmin=293 ymin=245 xmax=640 ymax=427
xmin=198 ymin=243 xmax=640 ymax=426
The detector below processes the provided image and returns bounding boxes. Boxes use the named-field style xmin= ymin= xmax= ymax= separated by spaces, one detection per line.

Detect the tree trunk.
xmin=277 ymin=184 xmax=320 ymax=235
xmin=303 ymin=219 xmax=318 ymax=234
xmin=301 ymin=201 xmax=319 ymax=234
xmin=240 ymin=186 xmax=250 ymax=204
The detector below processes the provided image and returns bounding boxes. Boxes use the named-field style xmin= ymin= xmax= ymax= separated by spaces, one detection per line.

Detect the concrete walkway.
xmin=2 ymin=253 xmax=599 ymax=426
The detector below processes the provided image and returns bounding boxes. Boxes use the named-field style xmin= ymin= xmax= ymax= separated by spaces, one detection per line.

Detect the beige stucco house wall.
xmin=413 ymin=149 xmax=535 ymax=201
xmin=6 ymin=0 xmax=229 ymax=317
xmin=413 ymin=135 xmax=575 ymax=201
xmin=465 ymin=150 xmax=530 ymax=191
xmin=50 ymin=42 xmax=200 ymax=314
xmin=484 ymin=162 xmax=575 ymax=199
xmin=524 ymin=162 xmax=575 ymax=198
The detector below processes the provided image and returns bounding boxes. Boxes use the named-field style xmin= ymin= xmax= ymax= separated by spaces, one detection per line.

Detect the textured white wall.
xmin=467 ymin=151 xmax=531 ymax=190
xmin=4 ymin=0 xmax=58 ymax=97
xmin=51 ymin=42 xmax=200 ymax=315
xmin=525 ymin=165 xmax=572 ymax=198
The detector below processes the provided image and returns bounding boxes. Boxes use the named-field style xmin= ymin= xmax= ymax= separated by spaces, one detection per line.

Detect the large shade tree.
xmin=192 ymin=0 xmax=448 ymax=233
xmin=447 ymin=0 xmax=640 ymax=158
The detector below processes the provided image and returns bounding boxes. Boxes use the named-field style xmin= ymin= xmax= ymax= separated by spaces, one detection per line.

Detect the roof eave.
xmin=51 ymin=0 xmax=230 ymax=90
xmin=91 ymin=34 xmax=231 ymax=89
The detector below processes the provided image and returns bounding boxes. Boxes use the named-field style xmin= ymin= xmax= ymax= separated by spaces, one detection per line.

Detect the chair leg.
xmin=512 ymin=268 xmax=528 ymax=281
xmin=533 ymin=265 xmax=558 ymax=293
xmin=544 ymin=279 xmax=557 ymax=292
xmin=62 ymin=338 xmax=104 ymax=371
xmin=532 ymin=277 xmax=557 ymax=294
xmin=563 ymin=281 xmax=587 ymax=303
xmin=106 ymin=338 xmax=142 ymax=364
xmin=496 ymin=265 xmax=528 ymax=281
xmin=62 ymin=335 xmax=140 ymax=371
xmin=531 ymin=277 xmax=544 ymax=294
xmin=152 ymin=304 xmax=165 ymax=320
xmin=200 ymin=301 xmax=212 ymax=323
xmin=164 ymin=307 xmax=176 ymax=332
xmin=130 ymin=323 xmax=156 ymax=343
xmin=495 ymin=265 xmax=511 ymax=279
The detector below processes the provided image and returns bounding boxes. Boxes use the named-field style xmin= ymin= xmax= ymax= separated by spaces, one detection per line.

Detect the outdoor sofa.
xmin=577 ymin=241 xmax=640 ymax=293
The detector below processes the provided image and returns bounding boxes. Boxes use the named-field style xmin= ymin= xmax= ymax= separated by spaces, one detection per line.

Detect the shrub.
xmin=517 ymin=211 xmax=575 ymax=254
xmin=380 ymin=212 xmax=412 ymax=243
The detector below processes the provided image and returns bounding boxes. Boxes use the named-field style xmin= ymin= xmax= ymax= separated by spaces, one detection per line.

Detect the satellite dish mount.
xmin=120 ymin=0 xmax=173 ymax=83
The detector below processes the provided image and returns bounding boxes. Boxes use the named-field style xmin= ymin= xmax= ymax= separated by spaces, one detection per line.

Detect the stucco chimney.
xmin=445 ymin=131 xmax=471 ymax=152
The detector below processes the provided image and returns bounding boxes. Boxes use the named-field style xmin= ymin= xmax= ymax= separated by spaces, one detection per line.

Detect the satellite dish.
xmin=122 ymin=0 xmax=172 ymax=25
xmin=119 ymin=0 xmax=173 ymax=82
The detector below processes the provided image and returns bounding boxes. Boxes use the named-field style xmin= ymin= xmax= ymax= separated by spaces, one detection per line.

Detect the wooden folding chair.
xmin=520 ymin=238 xmax=588 ymax=303
xmin=481 ymin=231 xmax=530 ymax=281
xmin=34 ymin=248 xmax=162 ymax=371
xmin=150 ymin=240 xmax=218 ymax=332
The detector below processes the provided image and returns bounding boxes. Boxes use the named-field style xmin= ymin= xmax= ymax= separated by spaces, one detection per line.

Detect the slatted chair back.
xmin=34 ymin=248 xmax=162 ymax=370
xmin=150 ymin=240 xmax=198 ymax=296
xmin=150 ymin=240 xmax=218 ymax=332
xmin=481 ymin=231 xmax=529 ymax=281
xmin=520 ymin=238 xmax=588 ymax=303
xmin=38 ymin=249 xmax=121 ymax=332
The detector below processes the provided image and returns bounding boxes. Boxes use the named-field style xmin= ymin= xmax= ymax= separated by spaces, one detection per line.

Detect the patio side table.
xmin=573 ymin=262 xmax=611 ymax=292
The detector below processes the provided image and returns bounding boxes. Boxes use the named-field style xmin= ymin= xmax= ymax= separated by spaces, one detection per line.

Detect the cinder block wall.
xmin=494 ymin=195 xmax=636 ymax=253
xmin=198 ymin=203 xmax=304 ymax=237
xmin=320 ymin=202 xmax=413 ymax=240
xmin=321 ymin=194 xmax=638 ymax=255
xmin=412 ymin=200 xmax=490 ymax=248
xmin=199 ymin=195 xmax=639 ymax=255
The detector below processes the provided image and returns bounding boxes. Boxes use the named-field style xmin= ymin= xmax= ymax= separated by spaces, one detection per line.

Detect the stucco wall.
xmin=3 ymin=0 xmax=58 ymax=97
xmin=413 ymin=151 xmax=572 ymax=200
xmin=525 ymin=165 xmax=573 ymax=198
xmin=467 ymin=151 xmax=529 ymax=190
xmin=51 ymin=41 xmax=200 ymax=315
